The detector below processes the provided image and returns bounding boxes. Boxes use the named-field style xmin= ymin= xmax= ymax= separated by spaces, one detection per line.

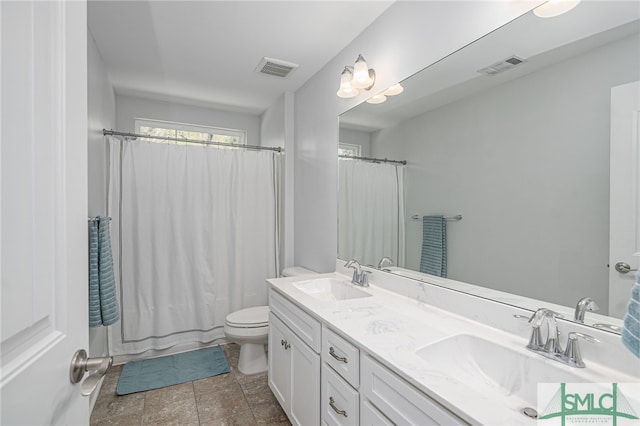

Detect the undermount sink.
xmin=293 ymin=278 xmax=372 ymax=302
xmin=416 ymin=334 xmax=584 ymax=406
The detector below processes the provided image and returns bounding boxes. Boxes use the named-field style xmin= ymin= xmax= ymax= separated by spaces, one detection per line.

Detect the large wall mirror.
xmin=338 ymin=2 xmax=639 ymax=333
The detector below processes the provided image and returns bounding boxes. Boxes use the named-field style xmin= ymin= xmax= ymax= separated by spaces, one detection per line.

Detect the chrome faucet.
xmin=520 ymin=308 xmax=599 ymax=368
xmin=542 ymin=310 xmax=563 ymax=356
xmin=377 ymin=257 xmax=393 ymax=270
xmin=574 ymin=297 xmax=599 ymax=323
xmin=344 ymin=260 xmax=371 ymax=287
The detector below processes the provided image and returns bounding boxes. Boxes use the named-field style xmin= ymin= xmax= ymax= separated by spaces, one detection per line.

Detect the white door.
xmin=609 ymin=81 xmax=640 ymax=318
xmin=1 ymin=1 xmax=89 ymax=424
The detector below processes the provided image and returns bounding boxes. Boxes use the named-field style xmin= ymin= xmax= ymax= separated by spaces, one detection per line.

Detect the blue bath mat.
xmin=116 ymin=346 xmax=230 ymax=395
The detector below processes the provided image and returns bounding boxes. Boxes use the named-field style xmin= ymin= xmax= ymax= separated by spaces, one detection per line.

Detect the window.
xmin=338 ymin=143 xmax=361 ymax=157
xmin=134 ymin=118 xmax=246 ymax=146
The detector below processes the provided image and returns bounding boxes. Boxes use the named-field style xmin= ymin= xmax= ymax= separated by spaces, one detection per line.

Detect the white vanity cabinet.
xmin=268 ymin=292 xmax=321 ymax=426
xmin=361 ymin=355 xmax=465 ymax=425
xmin=360 ymin=400 xmax=394 ymax=426
xmin=268 ymin=287 xmax=466 ymax=426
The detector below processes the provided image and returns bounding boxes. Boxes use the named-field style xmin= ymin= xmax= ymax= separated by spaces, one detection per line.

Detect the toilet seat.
xmin=225 ymin=306 xmax=269 ymax=328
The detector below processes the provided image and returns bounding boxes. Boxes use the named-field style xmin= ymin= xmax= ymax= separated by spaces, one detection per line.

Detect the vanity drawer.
xmin=269 ymin=289 xmax=321 ymax=353
xmin=361 ymin=354 xmax=465 ymax=426
xmin=322 ymin=326 xmax=359 ymax=388
xmin=321 ymin=363 xmax=359 ymax=426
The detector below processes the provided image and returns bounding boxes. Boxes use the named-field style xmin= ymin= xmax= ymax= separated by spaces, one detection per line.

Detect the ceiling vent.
xmin=477 ymin=55 xmax=527 ymax=76
xmin=255 ymin=57 xmax=299 ymax=78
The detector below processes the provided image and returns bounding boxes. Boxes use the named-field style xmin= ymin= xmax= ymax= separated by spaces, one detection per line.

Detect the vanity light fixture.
xmin=366 ymin=94 xmax=387 ymax=104
xmin=366 ymin=83 xmax=404 ymax=105
xmin=336 ymin=66 xmax=359 ymax=98
xmin=337 ymin=54 xmax=376 ymax=98
xmin=533 ymin=0 xmax=581 ymax=18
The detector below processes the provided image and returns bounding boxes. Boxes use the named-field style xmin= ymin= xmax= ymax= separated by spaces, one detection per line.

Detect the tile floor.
xmin=90 ymin=343 xmax=291 ymax=426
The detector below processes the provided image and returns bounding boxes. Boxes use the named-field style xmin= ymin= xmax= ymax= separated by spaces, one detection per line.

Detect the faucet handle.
xmin=527 ymin=326 xmax=545 ymax=350
xmin=514 ymin=313 xmax=545 ymax=350
xmin=360 ymin=270 xmax=371 ymax=287
xmin=567 ymin=332 xmax=599 ymax=344
xmin=564 ymin=332 xmax=599 ymax=368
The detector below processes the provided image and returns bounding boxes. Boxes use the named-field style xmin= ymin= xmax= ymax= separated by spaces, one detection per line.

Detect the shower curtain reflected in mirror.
xmin=107 ymin=137 xmax=280 ymax=356
xmin=338 ymin=159 xmax=405 ymax=269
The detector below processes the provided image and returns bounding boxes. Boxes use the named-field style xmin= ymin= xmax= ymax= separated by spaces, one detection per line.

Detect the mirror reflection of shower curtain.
xmin=107 ymin=137 xmax=280 ymax=356
xmin=338 ymin=159 xmax=405 ymax=268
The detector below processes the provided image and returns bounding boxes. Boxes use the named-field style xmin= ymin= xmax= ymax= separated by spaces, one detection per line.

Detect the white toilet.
xmin=224 ymin=266 xmax=315 ymax=375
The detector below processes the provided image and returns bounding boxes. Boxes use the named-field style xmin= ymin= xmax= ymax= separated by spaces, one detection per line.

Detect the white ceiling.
xmin=88 ymin=0 xmax=393 ymax=115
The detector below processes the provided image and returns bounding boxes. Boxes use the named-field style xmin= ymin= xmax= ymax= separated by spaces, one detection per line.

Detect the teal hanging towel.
xmin=622 ymin=270 xmax=640 ymax=357
xmin=419 ymin=216 xmax=447 ymax=278
xmin=89 ymin=217 xmax=120 ymax=327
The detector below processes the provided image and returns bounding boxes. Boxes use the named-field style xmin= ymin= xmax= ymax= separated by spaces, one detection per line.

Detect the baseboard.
xmin=112 ymin=338 xmax=230 ymax=365
xmin=89 ymin=375 xmax=105 ymax=415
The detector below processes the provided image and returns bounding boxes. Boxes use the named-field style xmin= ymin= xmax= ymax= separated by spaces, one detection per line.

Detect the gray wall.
xmin=370 ymin=34 xmax=639 ymax=311
xmin=87 ymin=29 xmax=116 ymax=404
xmin=261 ymin=94 xmax=286 ymax=149
xmin=339 ymin=128 xmax=371 ymax=157
xmin=115 ymin=95 xmax=261 ymax=146
xmin=260 ymin=92 xmax=295 ymax=271
xmin=293 ymin=1 xmax=541 ymax=272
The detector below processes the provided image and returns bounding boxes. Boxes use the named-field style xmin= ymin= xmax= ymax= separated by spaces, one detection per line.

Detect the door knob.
xmin=614 ymin=262 xmax=638 ymax=274
xmin=69 ymin=349 xmax=113 ymax=396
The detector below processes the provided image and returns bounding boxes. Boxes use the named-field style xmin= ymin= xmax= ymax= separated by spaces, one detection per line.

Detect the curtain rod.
xmin=103 ymin=129 xmax=282 ymax=153
xmin=339 ymin=155 xmax=407 ymax=165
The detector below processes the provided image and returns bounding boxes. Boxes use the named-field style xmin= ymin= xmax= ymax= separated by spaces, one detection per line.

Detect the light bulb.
xmin=383 ymin=84 xmax=404 ymax=96
xmin=336 ymin=67 xmax=359 ymax=98
xmin=533 ymin=0 xmax=581 ymax=17
xmin=351 ymin=54 xmax=374 ymax=89
xmin=366 ymin=94 xmax=387 ymax=104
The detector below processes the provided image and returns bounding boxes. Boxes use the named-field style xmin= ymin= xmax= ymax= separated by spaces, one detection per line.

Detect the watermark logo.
xmin=538 ymin=383 xmax=640 ymax=425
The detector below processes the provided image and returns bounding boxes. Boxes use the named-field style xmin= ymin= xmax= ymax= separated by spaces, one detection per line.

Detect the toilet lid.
xmin=226 ymin=306 xmax=269 ymax=327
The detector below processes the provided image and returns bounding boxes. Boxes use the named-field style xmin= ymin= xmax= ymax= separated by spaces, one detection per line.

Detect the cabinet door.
xmin=361 ymin=355 xmax=464 ymax=425
xmin=268 ymin=313 xmax=291 ymax=411
xmin=290 ymin=328 xmax=320 ymax=426
xmin=361 ymin=400 xmax=394 ymax=426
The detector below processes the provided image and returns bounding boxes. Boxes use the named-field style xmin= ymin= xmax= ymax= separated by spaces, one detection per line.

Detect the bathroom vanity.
xmin=267 ymin=262 xmax=640 ymax=425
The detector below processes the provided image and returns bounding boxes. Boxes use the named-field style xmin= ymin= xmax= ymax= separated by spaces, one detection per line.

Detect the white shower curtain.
xmin=107 ymin=137 xmax=280 ymax=355
xmin=338 ymin=159 xmax=405 ymax=268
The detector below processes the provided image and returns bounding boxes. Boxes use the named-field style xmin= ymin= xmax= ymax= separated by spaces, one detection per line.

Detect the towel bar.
xmin=88 ymin=217 xmax=112 ymax=222
xmin=411 ymin=214 xmax=462 ymax=221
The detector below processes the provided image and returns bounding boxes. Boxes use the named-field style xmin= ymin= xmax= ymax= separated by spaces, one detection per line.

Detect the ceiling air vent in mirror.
xmin=255 ymin=57 xmax=299 ymax=78
xmin=477 ymin=55 xmax=527 ymax=76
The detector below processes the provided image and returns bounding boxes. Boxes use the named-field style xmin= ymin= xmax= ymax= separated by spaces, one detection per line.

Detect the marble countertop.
xmin=267 ymin=272 xmax=638 ymax=426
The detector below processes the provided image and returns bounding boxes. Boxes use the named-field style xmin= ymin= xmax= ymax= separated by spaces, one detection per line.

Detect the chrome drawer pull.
xmin=329 ymin=347 xmax=348 ymax=363
xmin=329 ymin=397 xmax=348 ymax=417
